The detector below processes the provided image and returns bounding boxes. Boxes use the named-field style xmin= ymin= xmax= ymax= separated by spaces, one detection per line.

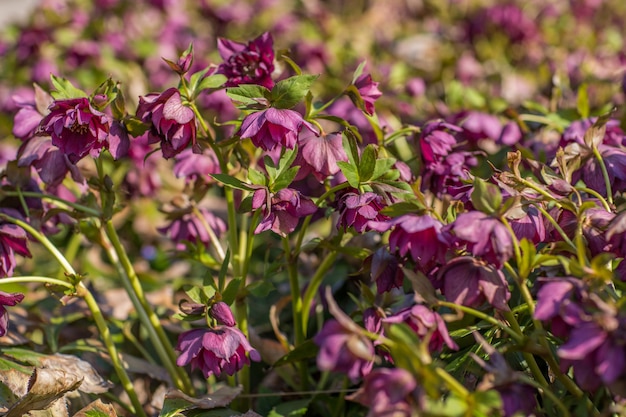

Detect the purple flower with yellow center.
xmin=0 ymin=211 xmax=31 ymax=278
xmin=337 ymin=191 xmax=389 ymax=233
xmin=37 ymin=97 xmax=110 ymax=163
xmin=435 ymin=256 xmax=510 ymax=311
xmin=0 ymin=291 xmax=25 ymax=337
xmin=238 ymin=107 xmax=315 ymax=152
xmin=217 ymin=32 xmax=275 ymax=89
xmin=369 ymin=214 xmax=450 ymax=272
xmin=314 ymin=319 xmax=375 ymax=381
xmin=351 ymin=73 xmax=382 ymax=116
xmin=347 ymin=368 xmax=419 ymax=417
xmin=136 ymin=87 xmax=197 ymax=159
xmin=175 ymin=327 xmax=261 ymax=378
xmin=252 ymin=188 xmax=317 ymax=237
xmin=384 ymin=304 xmax=458 ymax=352
xmin=446 ymin=211 xmax=513 ymax=268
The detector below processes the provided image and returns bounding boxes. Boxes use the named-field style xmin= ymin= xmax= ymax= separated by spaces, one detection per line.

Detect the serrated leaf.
xmin=247 ymin=168 xmax=266 ymax=185
xmin=226 ymin=85 xmax=271 ymax=108
xmin=270 ymin=75 xmax=318 ymax=109
xmin=358 ymin=145 xmax=377 ymax=182
xmin=337 ymin=161 xmax=359 ymax=188
xmin=49 ymin=74 xmax=87 ymax=100
xmin=371 ymin=158 xmax=397 ymax=181
xmin=189 ymin=67 xmax=211 ymax=93
xmin=272 ymin=166 xmax=300 ymax=191
xmin=209 ymin=174 xmax=254 ymax=191
xmin=196 ymin=74 xmax=228 ymax=92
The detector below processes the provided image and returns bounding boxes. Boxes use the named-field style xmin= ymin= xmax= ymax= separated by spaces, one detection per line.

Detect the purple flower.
xmin=369 ymin=214 xmax=450 ymax=272
xmin=0 ymin=291 xmax=25 ymax=337
xmin=534 ymin=277 xmax=587 ymax=339
xmin=238 ymin=108 xmax=315 ymax=152
xmin=435 ymin=256 xmax=510 ymax=311
xmin=561 ymin=118 xmax=626 ymax=148
xmin=173 ymin=147 xmax=221 ymax=182
xmin=352 ymin=73 xmax=382 ymax=116
xmin=136 ymin=88 xmax=197 ymax=159
xmin=296 ymin=131 xmax=347 ymax=182
xmin=17 ymin=136 xmax=84 ymax=186
xmin=0 ymin=212 xmax=31 ymax=278
xmin=253 ymin=188 xmax=317 ymax=237
xmin=369 ymin=248 xmax=404 ymax=294
xmin=446 ymin=211 xmax=513 ymax=268
xmin=37 ymin=97 xmax=110 ymax=163
xmin=347 ymin=368 xmax=418 ymax=417
xmin=314 ymin=319 xmax=375 ymax=381
xmin=209 ymin=302 xmax=236 ymax=327
xmin=176 ymin=327 xmax=261 ymax=378
xmin=506 ymin=204 xmax=547 ymax=244
xmin=158 ymin=207 xmax=227 ymax=251
xmin=384 ymin=305 xmax=458 ymax=352
xmin=217 ymin=32 xmax=275 ymax=89
xmin=12 ymin=85 xmax=52 ymax=141
xmin=337 ymin=191 xmax=389 ymax=233
xmin=419 ymin=120 xmax=462 ymax=165
xmin=552 ymin=205 xmax=613 ymax=257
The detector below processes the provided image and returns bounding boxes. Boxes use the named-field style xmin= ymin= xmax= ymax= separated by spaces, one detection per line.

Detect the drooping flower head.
xmin=369 ymin=248 xmax=404 ymax=294
xmin=0 ymin=210 xmax=32 ymax=278
xmin=136 ymin=87 xmax=197 ymax=159
xmin=295 ymin=130 xmax=347 ymax=182
xmin=347 ymin=368 xmax=419 ymax=417
xmin=37 ymin=97 xmax=110 ymax=163
xmin=238 ymin=107 xmax=315 ymax=152
xmin=435 ymin=256 xmax=511 ymax=311
xmin=252 ymin=187 xmax=317 ymax=237
xmin=351 ymin=73 xmax=382 ymax=116
xmin=0 ymin=291 xmax=25 ymax=337
xmin=445 ymin=211 xmax=513 ymax=268
xmin=217 ymin=32 xmax=275 ymax=89
xmin=176 ymin=327 xmax=261 ymax=378
xmin=158 ymin=207 xmax=227 ymax=251
xmin=336 ymin=191 xmax=390 ymax=233
xmin=384 ymin=304 xmax=458 ymax=353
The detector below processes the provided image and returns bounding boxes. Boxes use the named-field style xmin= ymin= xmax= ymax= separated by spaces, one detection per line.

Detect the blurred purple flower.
xmin=0 ymin=210 xmax=32 ymax=278
xmin=0 ymin=291 xmax=25 ymax=337
xmin=561 ymin=118 xmax=626 ymax=148
xmin=217 ymin=32 xmax=275 ymax=89
xmin=252 ymin=188 xmax=317 ymax=237
xmin=347 ymin=368 xmax=418 ymax=417
xmin=506 ymin=204 xmax=547 ymax=244
xmin=137 ymin=87 xmax=197 ymax=159
xmin=108 ymin=121 xmax=130 ymax=160
xmin=446 ymin=211 xmax=513 ymax=268
xmin=351 ymin=73 xmax=382 ymax=116
xmin=370 ymin=248 xmax=404 ymax=294
xmin=12 ymin=85 xmax=52 ymax=141
xmin=209 ymin=302 xmax=236 ymax=327
xmin=552 ymin=205 xmax=613 ymax=257
xmin=158 ymin=207 xmax=227 ymax=251
xmin=435 ymin=256 xmax=510 ymax=311
xmin=18 ymin=136 xmax=84 ymax=186
xmin=296 ymin=131 xmax=347 ymax=182
xmin=419 ymin=120 xmax=461 ymax=165
xmin=384 ymin=304 xmax=458 ymax=352
xmin=176 ymin=327 xmax=260 ymax=378
xmin=37 ymin=97 xmax=110 ymax=164
xmin=123 ymin=134 xmax=161 ymax=197
xmin=369 ymin=214 xmax=450 ymax=272
xmin=238 ymin=107 xmax=315 ymax=151
xmin=314 ymin=319 xmax=375 ymax=381
xmin=173 ymin=147 xmax=221 ymax=182
xmin=337 ymin=191 xmax=389 ymax=233
xmin=534 ymin=277 xmax=587 ymax=339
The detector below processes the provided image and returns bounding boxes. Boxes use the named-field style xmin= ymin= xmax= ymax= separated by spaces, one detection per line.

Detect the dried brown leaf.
xmin=73 ymin=399 xmax=117 ymax=417
xmin=38 ymin=354 xmax=112 ymax=394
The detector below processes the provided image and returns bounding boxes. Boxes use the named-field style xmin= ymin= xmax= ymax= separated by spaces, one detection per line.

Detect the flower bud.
xmin=210 ymin=301 xmax=236 ymax=327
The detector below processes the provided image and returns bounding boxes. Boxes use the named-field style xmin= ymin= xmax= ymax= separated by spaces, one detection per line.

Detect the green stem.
xmin=0 ymin=218 xmax=146 ymax=416
xmin=591 ymin=146 xmax=614 ymax=205
xmin=1 ymin=190 xmax=101 ymax=217
xmin=533 ymin=204 xmax=576 ymax=250
xmin=435 ymin=368 xmax=469 ymax=398
xmin=103 ymin=220 xmax=194 ymax=395
xmin=0 ymin=276 xmax=73 ymax=288
xmin=282 ymin=237 xmax=308 ymax=390
xmin=191 ymin=206 xmax=226 ymax=262
xmin=577 ymin=186 xmax=611 ymax=212
xmin=301 ymin=252 xmax=338 ymax=336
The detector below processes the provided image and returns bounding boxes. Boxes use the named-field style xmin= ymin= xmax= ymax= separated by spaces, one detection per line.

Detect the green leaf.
xmin=221 ymin=277 xmax=242 ymax=306
xmin=196 ymin=74 xmax=228 ymax=92
xmin=337 ymin=161 xmax=359 ymax=188
xmin=380 ymin=201 xmax=423 ymax=217
xmin=184 ymin=286 xmax=209 ymax=305
xmin=50 ymin=74 xmax=87 ymax=99
xmin=470 ymin=177 xmax=502 ymax=215
xmin=358 ymin=144 xmax=377 ymax=182
xmin=371 ymin=158 xmax=397 ymax=181
xmin=209 ymin=174 xmax=253 ymax=191
xmin=270 ymin=75 xmax=318 ymax=109
xmin=268 ymin=399 xmax=310 ymax=417
xmin=226 ymin=84 xmax=271 ymax=108
xmin=351 ymin=60 xmax=367 ymax=84
xmin=264 ymin=155 xmax=278 ymax=181
xmin=246 ymin=280 xmax=275 ymax=297
xmin=159 ymin=398 xmax=190 ymax=417
xmin=576 ymin=83 xmax=589 ymax=119
xmin=272 ymin=340 xmax=319 ymax=368
xmin=247 ymin=169 xmax=266 ymax=186
xmin=342 ymin=131 xmax=360 ymax=167
xmin=278 ymin=145 xmax=298 ymax=173
xmin=272 ymin=166 xmax=300 ymax=191
xmin=85 ymin=409 xmax=115 ymax=417
xmin=124 ymin=116 xmax=149 ymax=137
